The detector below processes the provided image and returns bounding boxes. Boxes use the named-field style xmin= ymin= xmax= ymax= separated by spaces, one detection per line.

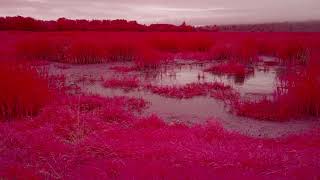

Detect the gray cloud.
xmin=0 ymin=0 xmax=319 ymax=25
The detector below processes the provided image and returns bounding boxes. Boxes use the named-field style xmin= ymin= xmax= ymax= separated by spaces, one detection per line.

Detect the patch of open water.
xmin=48 ymin=59 xmax=320 ymax=138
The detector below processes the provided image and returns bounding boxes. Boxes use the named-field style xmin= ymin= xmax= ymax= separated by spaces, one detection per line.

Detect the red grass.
xmin=208 ymin=45 xmax=234 ymax=60
xmin=103 ymin=77 xmax=140 ymax=91
xmin=8 ymin=32 xmax=320 ymax=66
xmin=0 ymin=61 xmax=50 ymax=119
xmin=234 ymin=98 xmax=288 ymax=121
xmin=233 ymin=57 xmax=320 ymax=120
xmin=145 ymin=82 xmax=231 ymax=99
xmin=1 ymin=24 xmax=320 ymax=179
xmin=106 ymin=40 xmax=141 ymax=62
xmin=133 ymin=47 xmax=165 ymax=68
xmin=16 ymin=34 xmax=65 ymax=61
xmin=278 ymin=63 xmax=320 ymax=117
xmin=102 ymin=78 xmax=234 ymax=100
xmin=205 ymin=62 xmax=254 ymax=77
xmin=276 ymin=40 xmax=310 ymax=65
xmin=66 ymin=39 xmax=107 ymax=64
xmin=1 ymin=94 xmax=320 ymax=179
xmin=149 ymin=33 xmax=214 ymax=52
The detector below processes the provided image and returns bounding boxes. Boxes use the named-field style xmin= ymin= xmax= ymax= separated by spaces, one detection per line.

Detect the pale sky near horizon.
xmin=0 ymin=0 xmax=319 ymax=25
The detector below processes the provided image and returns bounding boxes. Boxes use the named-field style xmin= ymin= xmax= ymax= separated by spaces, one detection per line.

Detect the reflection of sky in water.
xmin=48 ymin=61 xmax=320 ymax=138
xmin=49 ymin=59 xmax=277 ymax=97
xmin=141 ymin=61 xmax=277 ymax=97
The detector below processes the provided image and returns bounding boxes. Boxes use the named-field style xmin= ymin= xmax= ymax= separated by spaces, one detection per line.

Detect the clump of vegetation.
xmin=0 ymin=61 xmax=50 ymax=119
xmin=233 ymin=57 xmax=320 ymax=121
xmin=145 ymin=82 xmax=231 ymax=99
xmin=1 ymin=94 xmax=320 ymax=179
xmin=205 ymin=62 xmax=254 ymax=77
xmin=103 ymin=77 xmax=140 ymax=91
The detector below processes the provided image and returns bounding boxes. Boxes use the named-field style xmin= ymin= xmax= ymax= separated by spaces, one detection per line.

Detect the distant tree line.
xmin=0 ymin=16 xmax=197 ymax=32
xmin=1 ymin=16 xmax=319 ymax=32
xmin=213 ymin=21 xmax=320 ymax=32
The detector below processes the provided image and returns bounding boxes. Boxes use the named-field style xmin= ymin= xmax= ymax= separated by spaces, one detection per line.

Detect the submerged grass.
xmin=145 ymin=82 xmax=232 ymax=99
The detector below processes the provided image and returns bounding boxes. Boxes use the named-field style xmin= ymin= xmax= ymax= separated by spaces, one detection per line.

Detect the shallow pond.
xmin=48 ymin=59 xmax=320 ymax=138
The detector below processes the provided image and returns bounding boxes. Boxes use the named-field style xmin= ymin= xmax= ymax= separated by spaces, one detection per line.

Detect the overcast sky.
xmin=0 ymin=0 xmax=319 ymax=25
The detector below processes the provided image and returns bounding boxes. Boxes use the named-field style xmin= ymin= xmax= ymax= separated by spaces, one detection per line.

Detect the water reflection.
xmin=137 ymin=61 xmax=277 ymax=97
xmin=47 ymin=60 xmax=320 ymax=138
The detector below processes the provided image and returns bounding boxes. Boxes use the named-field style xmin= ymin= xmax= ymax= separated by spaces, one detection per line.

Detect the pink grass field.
xmin=1 ymin=29 xmax=320 ymax=179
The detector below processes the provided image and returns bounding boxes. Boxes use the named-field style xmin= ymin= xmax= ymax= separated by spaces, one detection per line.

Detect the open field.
xmin=1 ymin=31 xmax=320 ymax=179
